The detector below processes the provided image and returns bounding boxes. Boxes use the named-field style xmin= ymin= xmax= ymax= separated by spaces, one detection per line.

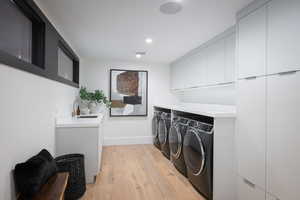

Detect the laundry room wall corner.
xmin=80 ymin=58 xmax=179 ymax=146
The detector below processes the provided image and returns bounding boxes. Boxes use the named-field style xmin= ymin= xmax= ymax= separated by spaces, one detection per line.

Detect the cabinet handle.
xmin=187 ymin=86 xmax=199 ymax=89
xmin=243 ymin=178 xmax=256 ymax=188
xmin=278 ymin=70 xmax=297 ymax=76
xmin=217 ymin=82 xmax=234 ymax=86
xmin=245 ymin=76 xmax=257 ymax=80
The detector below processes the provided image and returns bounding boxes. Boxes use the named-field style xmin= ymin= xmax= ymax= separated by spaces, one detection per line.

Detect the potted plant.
xmin=78 ymin=87 xmax=91 ymax=114
xmin=79 ymin=87 xmax=111 ymax=114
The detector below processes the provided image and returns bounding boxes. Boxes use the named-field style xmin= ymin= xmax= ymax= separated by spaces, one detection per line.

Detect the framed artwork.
xmin=109 ymin=69 xmax=148 ymax=117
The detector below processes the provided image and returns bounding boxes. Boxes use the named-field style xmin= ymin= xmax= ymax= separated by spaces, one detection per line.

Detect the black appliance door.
xmin=183 ymin=128 xmax=205 ymax=176
xmin=169 ymin=124 xmax=182 ymax=159
xmin=158 ymin=119 xmax=167 ymax=145
xmin=152 ymin=115 xmax=158 ymax=138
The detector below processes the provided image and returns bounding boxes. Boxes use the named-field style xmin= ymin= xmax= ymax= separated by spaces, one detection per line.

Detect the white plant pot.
xmin=79 ymin=100 xmax=89 ymax=109
xmin=89 ymin=102 xmax=106 ymax=114
xmin=80 ymin=108 xmax=90 ymax=115
xmin=78 ymin=100 xmax=90 ymax=115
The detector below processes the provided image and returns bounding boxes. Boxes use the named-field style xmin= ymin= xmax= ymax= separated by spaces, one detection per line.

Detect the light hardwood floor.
xmin=81 ymin=144 xmax=205 ymax=200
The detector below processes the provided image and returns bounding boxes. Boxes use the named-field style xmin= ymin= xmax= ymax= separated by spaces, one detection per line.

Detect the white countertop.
xmin=154 ymin=103 xmax=236 ymax=118
xmin=56 ymin=114 xmax=104 ymax=128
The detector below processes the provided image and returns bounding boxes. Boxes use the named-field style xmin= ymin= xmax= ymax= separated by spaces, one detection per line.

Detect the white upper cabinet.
xmin=185 ymin=52 xmax=206 ymax=88
xmin=171 ymin=61 xmax=186 ymax=90
xmin=170 ymin=28 xmax=235 ymax=90
xmin=267 ymin=71 xmax=300 ymax=200
xmin=267 ymin=0 xmax=300 ymax=74
xmin=206 ymin=39 xmax=225 ymax=85
xmin=237 ymin=77 xmax=266 ymax=189
xmin=238 ymin=6 xmax=266 ymax=79
xmin=225 ymin=33 xmax=236 ymax=83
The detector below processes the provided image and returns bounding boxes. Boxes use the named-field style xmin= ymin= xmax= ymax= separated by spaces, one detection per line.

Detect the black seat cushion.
xmin=14 ymin=149 xmax=58 ymax=197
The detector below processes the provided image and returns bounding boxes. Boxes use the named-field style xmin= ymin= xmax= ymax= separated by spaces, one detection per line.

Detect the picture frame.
xmin=109 ymin=69 xmax=148 ymax=117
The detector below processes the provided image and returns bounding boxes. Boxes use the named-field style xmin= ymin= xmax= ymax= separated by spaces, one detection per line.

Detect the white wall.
xmin=0 ymin=64 xmax=78 ymax=200
xmin=80 ymin=59 xmax=177 ymax=146
xmin=0 ymin=1 xmax=80 ymax=199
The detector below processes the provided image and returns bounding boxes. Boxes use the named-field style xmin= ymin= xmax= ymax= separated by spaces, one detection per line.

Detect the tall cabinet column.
xmin=236 ymin=3 xmax=267 ymax=199
xmin=237 ymin=0 xmax=300 ymax=199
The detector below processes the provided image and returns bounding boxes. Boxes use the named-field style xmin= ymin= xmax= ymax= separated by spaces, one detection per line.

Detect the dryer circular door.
xmin=152 ymin=115 xmax=159 ymax=138
xmin=183 ymin=128 xmax=205 ymax=176
xmin=169 ymin=124 xmax=182 ymax=159
xmin=158 ymin=119 xmax=168 ymax=145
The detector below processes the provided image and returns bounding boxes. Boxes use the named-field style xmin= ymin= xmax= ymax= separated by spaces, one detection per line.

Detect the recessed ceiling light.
xmin=136 ymin=52 xmax=146 ymax=59
xmin=145 ymin=38 xmax=153 ymax=44
xmin=160 ymin=2 xmax=183 ymax=15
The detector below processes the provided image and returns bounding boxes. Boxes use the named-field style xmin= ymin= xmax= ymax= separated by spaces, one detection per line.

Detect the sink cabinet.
xmin=56 ymin=116 xmax=104 ymax=183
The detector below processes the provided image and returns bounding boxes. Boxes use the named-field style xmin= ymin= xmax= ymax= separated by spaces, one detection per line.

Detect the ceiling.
xmin=35 ymin=0 xmax=253 ymax=64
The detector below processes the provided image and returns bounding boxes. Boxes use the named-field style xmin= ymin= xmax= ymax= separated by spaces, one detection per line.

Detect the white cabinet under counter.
xmin=55 ymin=114 xmax=104 ymax=183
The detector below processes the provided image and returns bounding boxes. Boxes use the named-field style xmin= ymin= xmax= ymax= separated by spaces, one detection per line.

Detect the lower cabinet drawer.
xmin=267 ymin=194 xmax=278 ymax=200
xmin=238 ymin=177 xmax=265 ymax=200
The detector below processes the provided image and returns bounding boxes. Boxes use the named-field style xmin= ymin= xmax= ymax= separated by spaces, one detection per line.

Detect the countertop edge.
xmin=55 ymin=114 xmax=104 ymax=128
xmin=154 ymin=104 xmax=236 ymax=118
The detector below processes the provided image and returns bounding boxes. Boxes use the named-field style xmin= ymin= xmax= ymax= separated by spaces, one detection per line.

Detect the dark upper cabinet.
xmin=0 ymin=0 xmax=79 ymax=88
xmin=0 ymin=0 xmax=33 ymax=64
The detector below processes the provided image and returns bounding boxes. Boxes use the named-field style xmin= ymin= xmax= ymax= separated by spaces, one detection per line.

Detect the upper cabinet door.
xmin=225 ymin=33 xmax=236 ymax=83
xmin=238 ymin=6 xmax=266 ymax=79
xmin=267 ymin=71 xmax=300 ymax=200
xmin=267 ymin=0 xmax=300 ymax=74
xmin=171 ymin=61 xmax=186 ymax=90
xmin=185 ymin=52 xmax=206 ymax=88
xmin=206 ymin=40 xmax=225 ymax=85
xmin=237 ymin=77 xmax=266 ymax=190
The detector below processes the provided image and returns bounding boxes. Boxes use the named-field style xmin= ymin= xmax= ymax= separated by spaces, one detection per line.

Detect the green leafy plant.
xmin=79 ymin=87 xmax=91 ymax=101
xmin=79 ymin=87 xmax=111 ymax=107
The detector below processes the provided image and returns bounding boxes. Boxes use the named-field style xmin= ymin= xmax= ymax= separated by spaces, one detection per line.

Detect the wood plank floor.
xmin=81 ymin=144 xmax=205 ymax=200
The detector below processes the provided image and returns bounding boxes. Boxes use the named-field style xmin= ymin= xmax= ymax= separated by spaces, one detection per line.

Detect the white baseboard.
xmin=103 ymin=136 xmax=153 ymax=146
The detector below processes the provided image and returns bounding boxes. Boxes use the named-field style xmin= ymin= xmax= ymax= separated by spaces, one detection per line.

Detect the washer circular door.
xmin=183 ymin=128 xmax=205 ymax=176
xmin=152 ymin=115 xmax=159 ymax=138
xmin=169 ymin=124 xmax=182 ymax=159
xmin=158 ymin=119 xmax=167 ymax=145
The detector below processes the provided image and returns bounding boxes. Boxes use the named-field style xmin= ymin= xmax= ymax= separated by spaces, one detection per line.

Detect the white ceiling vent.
xmin=160 ymin=2 xmax=183 ymax=15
